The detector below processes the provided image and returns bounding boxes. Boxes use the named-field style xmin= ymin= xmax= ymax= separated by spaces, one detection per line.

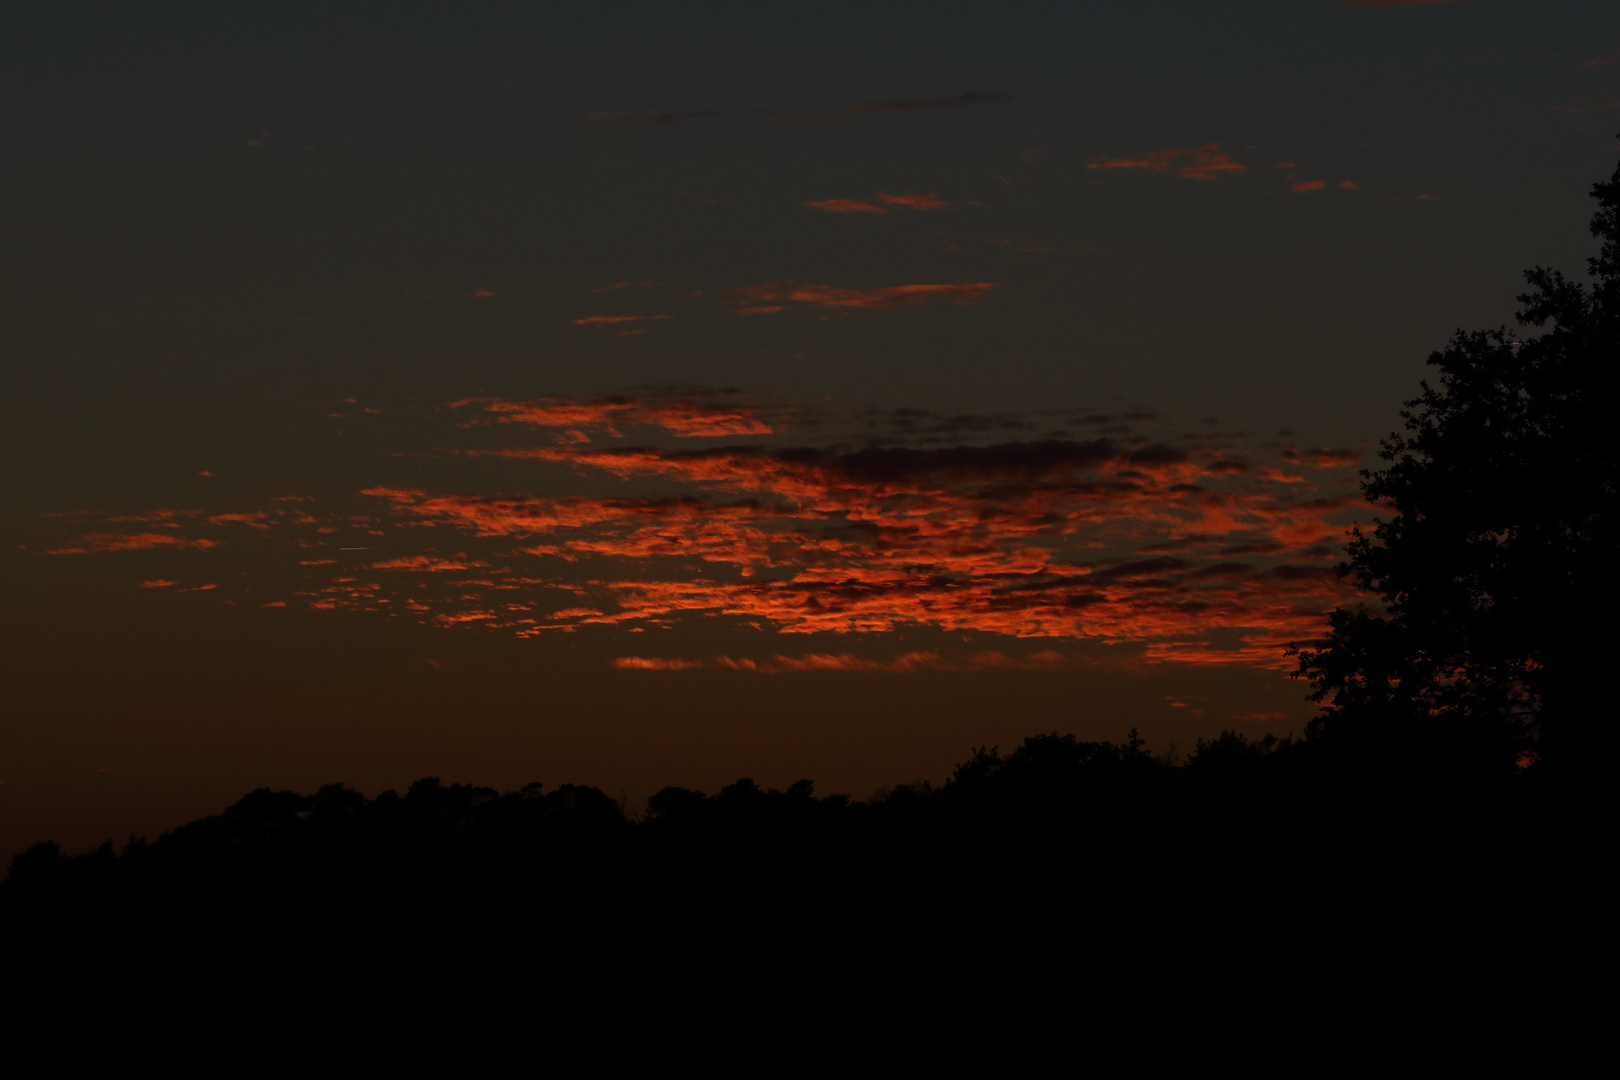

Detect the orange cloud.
xmin=877 ymin=192 xmax=949 ymax=209
xmin=1282 ymin=447 xmax=1361 ymax=469
xmin=1088 ymin=144 xmax=1246 ymax=181
xmin=624 ymin=650 xmax=1069 ymax=673
xmin=370 ymin=556 xmax=490 ymax=571
xmin=137 ymin=579 xmax=179 ymax=588
xmin=1338 ymin=181 xmax=1359 ymax=190
xmin=806 ymin=199 xmax=888 ymax=214
xmin=355 ymin=424 xmax=1362 ymax=664
xmin=1307 ymin=448 xmax=1361 ymax=468
xmin=48 ymin=533 xmax=219 ymax=555
xmin=727 ymin=281 xmax=998 ymax=311
xmin=613 ymin=656 xmax=705 ymax=670
xmin=79 ymin=395 xmax=1365 ymax=670
xmin=450 ymin=395 xmax=773 ymax=438
xmin=573 ymin=314 xmax=672 ymax=326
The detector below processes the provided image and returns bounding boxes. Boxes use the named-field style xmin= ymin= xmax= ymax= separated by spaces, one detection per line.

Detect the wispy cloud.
xmin=612 ymin=656 xmax=705 ymax=670
xmin=49 ymin=533 xmax=219 ymax=555
xmin=806 ymin=192 xmax=951 ymax=213
xmin=1088 ymin=144 xmax=1246 ymax=181
xmin=805 ymin=199 xmax=889 ymax=214
xmin=725 ymin=281 xmax=999 ymax=312
xmin=59 ymin=393 xmax=1365 ymax=668
xmin=450 ymin=394 xmax=774 ymax=438
xmin=370 ymin=556 xmax=490 ymax=572
xmin=573 ymin=314 xmax=673 ymax=327
xmin=1280 ymin=446 xmax=1362 ymax=468
xmin=877 ymin=191 xmax=950 ymax=209
xmin=614 ymin=650 xmax=1068 ymax=673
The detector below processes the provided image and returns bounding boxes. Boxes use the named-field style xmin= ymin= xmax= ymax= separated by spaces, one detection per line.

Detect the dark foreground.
xmin=2 ymin=732 xmax=1602 ymax=1041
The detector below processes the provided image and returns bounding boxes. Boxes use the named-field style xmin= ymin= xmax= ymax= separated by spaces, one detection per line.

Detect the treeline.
xmin=2 ymin=730 xmax=1577 ymax=972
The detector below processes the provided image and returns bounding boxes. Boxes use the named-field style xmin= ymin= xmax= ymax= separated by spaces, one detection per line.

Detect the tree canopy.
xmin=1295 ymin=149 xmax=1620 ymax=773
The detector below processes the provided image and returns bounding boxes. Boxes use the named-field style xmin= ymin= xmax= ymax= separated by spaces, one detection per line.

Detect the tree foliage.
xmin=1295 ymin=150 xmax=1620 ymax=770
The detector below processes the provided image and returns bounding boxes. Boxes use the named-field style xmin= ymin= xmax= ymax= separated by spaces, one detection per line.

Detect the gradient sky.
xmin=4 ymin=0 xmax=1617 ymax=857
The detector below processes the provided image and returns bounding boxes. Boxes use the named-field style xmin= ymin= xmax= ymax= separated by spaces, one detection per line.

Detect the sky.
xmin=3 ymin=0 xmax=1617 ymax=857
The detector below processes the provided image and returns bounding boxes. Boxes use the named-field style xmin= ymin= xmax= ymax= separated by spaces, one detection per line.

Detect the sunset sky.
xmin=4 ymin=0 xmax=1617 ymax=857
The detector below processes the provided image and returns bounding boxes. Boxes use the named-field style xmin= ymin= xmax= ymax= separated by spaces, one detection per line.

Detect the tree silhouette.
xmin=1295 ymin=148 xmax=1620 ymax=774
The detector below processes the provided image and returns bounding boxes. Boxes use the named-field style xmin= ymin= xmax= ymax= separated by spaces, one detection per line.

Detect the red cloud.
xmin=355 ymin=424 xmax=1363 ymax=664
xmin=369 ymin=556 xmax=490 ymax=571
xmin=1088 ymin=144 xmax=1246 ymax=180
xmin=81 ymin=395 xmax=1366 ymax=670
xmin=806 ymin=199 xmax=888 ymax=214
xmin=622 ymin=650 xmax=1068 ymax=673
xmin=1305 ymin=448 xmax=1361 ymax=468
xmin=450 ymin=396 xmax=773 ymax=438
xmin=727 ymin=281 xmax=998 ymax=311
xmin=807 ymin=192 xmax=951 ymax=212
xmin=48 ymin=533 xmax=219 ymax=555
xmin=138 ymin=579 xmax=179 ymax=588
xmin=613 ymin=656 xmax=705 ymax=670
xmin=573 ymin=315 xmax=672 ymax=326
xmin=877 ymin=192 xmax=949 ymax=209
xmin=1292 ymin=180 xmax=1326 ymax=192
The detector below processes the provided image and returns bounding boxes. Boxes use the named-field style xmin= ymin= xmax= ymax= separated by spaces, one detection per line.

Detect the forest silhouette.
xmin=7 ymin=155 xmax=1615 ymax=1009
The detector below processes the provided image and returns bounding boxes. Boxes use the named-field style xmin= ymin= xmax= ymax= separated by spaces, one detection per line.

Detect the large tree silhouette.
xmin=1296 ymin=150 xmax=1619 ymax=774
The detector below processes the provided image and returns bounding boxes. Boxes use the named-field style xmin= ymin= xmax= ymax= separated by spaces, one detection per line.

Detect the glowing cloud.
xmin=727 ymin=281 xmax=999 ymax=311
xmin=1088 ymin=144 xmax=1246 ymax=180
xmin=877 ymin=192 xmax=950 ymax=209
xmin=450 ymin=395 xmax=774 ymax=438
xmin=806 ymin=199 xmax=888 ymax=214
xmin=67 ymin=394 xmax=1367 ymax=669
xmin=49 ymin=533 xmax=219 ymax=555
xmin=573 ymin=315 xmax=672 ymax=326
xmin=370 ymin=556 xmax=490 ymax=571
